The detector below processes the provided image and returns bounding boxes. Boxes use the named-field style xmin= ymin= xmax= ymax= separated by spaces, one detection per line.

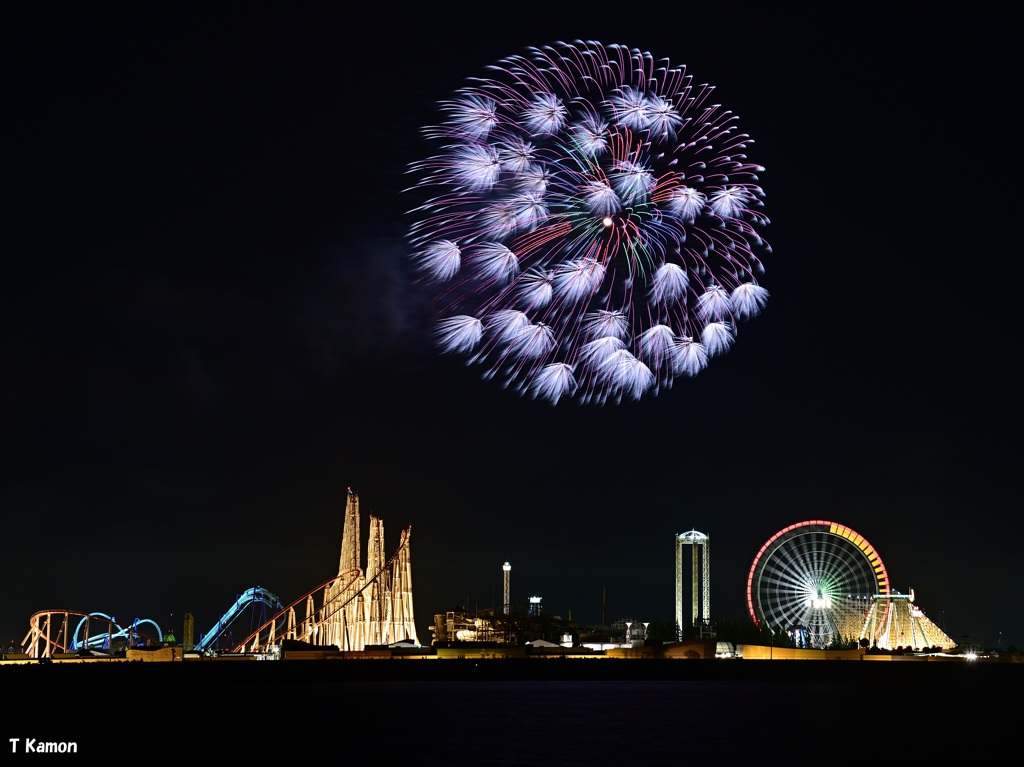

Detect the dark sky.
xmin=2 ymin=6 xmax=1019 ymax=651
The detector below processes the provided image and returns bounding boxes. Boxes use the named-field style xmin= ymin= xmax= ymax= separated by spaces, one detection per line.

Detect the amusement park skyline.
xmin=1 ymin=6 xmax=1020 ymax=652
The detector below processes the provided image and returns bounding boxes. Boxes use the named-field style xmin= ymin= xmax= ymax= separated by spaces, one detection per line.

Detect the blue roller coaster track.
xmin=195 ymin=586 xmax=283 ymax=652
xmin=71 ymin=613 xmax=163 ymax=651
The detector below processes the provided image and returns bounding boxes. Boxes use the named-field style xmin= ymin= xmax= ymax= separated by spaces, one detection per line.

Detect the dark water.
xmin=354 ymin=679 xmax=841 ymax=763
xmin=2 ymin=661 xmax=1017 ymax=762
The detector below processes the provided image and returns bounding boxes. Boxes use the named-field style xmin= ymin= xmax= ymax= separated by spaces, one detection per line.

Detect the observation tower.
xmin=675 ymin=530 xmax=711 ymax=639
xmin=503 ymin=561 xmax=511 ymax=615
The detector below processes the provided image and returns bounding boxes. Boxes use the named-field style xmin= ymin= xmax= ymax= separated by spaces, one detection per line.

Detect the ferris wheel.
xmin=746 ymin=520 xmax=890 ymax=649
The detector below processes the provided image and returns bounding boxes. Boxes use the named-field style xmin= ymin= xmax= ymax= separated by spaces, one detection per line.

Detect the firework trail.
xmin=406 ymin=40 xmax=770 ymax=405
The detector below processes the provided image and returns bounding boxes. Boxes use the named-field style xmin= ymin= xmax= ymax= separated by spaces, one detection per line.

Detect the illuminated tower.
xmin=503 ymin=562 xmax=511 ymax=615
xmin=675 ymin=530 xmax=710 ymax=639
xmin=320 ymin=488 xmax=418 ymax=650
xmin=339 ymin=486 xmax=360 ymax=574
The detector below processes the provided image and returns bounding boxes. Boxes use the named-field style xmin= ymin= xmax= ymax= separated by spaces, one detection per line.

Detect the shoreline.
xmin=3 ymin=654 xmax=1021 ymax=685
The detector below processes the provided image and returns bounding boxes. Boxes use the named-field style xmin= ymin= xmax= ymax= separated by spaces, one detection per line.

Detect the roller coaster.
xmin=17 ymin=489 xmax=419 ymax=659
xmin=20 ymin=588 xmax=282 ymax=659
xmin=193 ymin=586 xmax=284 ymax=653
xmin=20 ymin=610 xmax=165 ymax=657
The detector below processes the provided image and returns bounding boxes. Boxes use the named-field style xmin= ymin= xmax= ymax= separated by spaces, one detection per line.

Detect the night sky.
xmin=2 ymin=6 xmax=1019 ymax=652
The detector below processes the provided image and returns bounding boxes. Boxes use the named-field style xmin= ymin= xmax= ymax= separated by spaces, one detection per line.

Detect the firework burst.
xmin=406 ymin=40 xmax=771 ymax=405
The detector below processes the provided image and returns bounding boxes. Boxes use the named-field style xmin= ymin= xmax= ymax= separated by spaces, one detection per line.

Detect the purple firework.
xmin=406 ymin=40 xmax=770 ymax=405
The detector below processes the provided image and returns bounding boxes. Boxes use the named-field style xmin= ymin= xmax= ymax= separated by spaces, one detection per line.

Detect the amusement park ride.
xmin=20 ymin=488 xmax=418 ymax=659
xmin=744 ymin=520 xmax=955 ymax=651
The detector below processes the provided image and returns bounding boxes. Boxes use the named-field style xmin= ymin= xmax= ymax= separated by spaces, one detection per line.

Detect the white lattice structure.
xmin=313 ymin=488 xmax=418 ymax=650
xmin=675 ymin=530 xmax=710 ymax=638
xmin=234 ymin=488 xmax=418 ymax=653
xmin=862 ymin=590 xmax=955 ymax=651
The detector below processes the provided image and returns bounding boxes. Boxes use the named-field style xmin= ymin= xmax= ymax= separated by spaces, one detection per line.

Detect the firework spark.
xmin=407 ymin=40 xmax=771 ymax=405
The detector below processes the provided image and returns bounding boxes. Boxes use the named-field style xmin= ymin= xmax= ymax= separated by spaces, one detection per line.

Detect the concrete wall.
xmin=738 ymin=644 xmax=864 ymax=660
xmin=435 ymin=646 xmax=527 ymax=659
